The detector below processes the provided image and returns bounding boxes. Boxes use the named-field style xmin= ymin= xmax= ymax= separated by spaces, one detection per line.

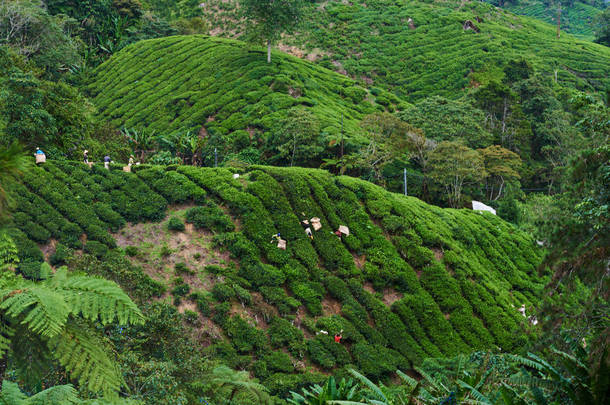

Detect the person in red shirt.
xmin=334 ymin=329 xmax=343 ymax=343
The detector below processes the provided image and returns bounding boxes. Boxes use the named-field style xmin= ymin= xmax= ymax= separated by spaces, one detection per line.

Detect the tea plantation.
xmin=489 ymin=0 xmax=604 ymax=40
xmin=201 ymin=0 xmax=610 ymax=100
xmin=7 ymin=161 xmax=546 ymax=395
xmin=86 ymin=35 xmax=404 ymax=143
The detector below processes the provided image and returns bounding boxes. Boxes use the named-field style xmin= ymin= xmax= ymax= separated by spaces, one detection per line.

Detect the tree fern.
xmin=50 ymin=268 xmax=144 ymax=326
xmin=0 ymin=282 xmax=70 ymax=338
xmin=48 ymin=319 xmax=122 ymax=394
xmin=0 ymin=265 xmax=144 ymax=395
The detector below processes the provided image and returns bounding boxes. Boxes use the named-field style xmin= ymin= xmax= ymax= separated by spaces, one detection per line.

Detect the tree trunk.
xmin=267 ymin=40 xmax=271 ymax=64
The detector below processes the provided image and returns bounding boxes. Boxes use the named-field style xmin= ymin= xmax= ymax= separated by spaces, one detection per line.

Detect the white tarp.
xmin=472 ymin=200 xmax=496 ymax=215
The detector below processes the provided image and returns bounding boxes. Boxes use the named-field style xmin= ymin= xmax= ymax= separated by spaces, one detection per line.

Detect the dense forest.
xmin=0 ymin=0 xmax=608 ymax=404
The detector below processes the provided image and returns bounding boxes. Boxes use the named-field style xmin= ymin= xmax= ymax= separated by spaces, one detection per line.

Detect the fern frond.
xmin=348 ymin=369 xmax=387 ymax=402
xmin=48 ymin=319 xmax=123 ymax=395
xmin=0 ymin=380 xmax=27 ymax=404
xmin=80 ymin=399 xmax=143 ymax=405
xmin=0 ymin=284 xmax=69 ymax=338
xmin=0 ymin=322 xmax=15 ymax=358
xmin=51 ymin=269 xmax=144 ymax=326
xmin=26 ymin=384 xmax=79 ymax=405
xmin=10 ymin=326 xmax=53 ymax=387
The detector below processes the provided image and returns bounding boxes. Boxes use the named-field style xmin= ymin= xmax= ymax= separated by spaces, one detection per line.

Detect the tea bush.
xmin=167 ymin=216 xmax=185 ymax=232
xmin=7 ymin=163 xmax=546 ymax=391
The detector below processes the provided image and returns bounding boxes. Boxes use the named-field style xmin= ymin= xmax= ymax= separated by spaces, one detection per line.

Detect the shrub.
xmin=18 ymin=261 xmax=45 ymax=280
xmin=268 ymin=317 xmax=304 ymax=353
xmin=212 ymin=283 xmax=235 ymax=302
xmin=167 ymin=216 xmax=185 ymax=232
xmin=234 ymin=285 xmax=252 ymax=305
xmin=263 ymin=352 xmax=294 ymax=373
xmin=49 ymin=243 xmax=71 ymax=265
xmin=190 ymin=291 xmax=212 ymax=316
xmin=124 ymin=245 xmax=139 ymax=257
xmin=307 ymin=336 xmax=337 ymax=369
xmin=260 ymin=286 xmax=301 ymax=315
xmin=23 ymin=222 xmax=51 ymax=243
xmin=290 ymin=282 xmax=323 ymax=316
xmin=175 ymin=262 xmax=194 ymax=275
xmin=186 ymin=204 xmax=234 ymax=233
xmin=183 ymin=310 xmax=200 ymax=326
xmin=239 ymin=263 xmax=285 ymax=287
xmin=93 ymin=202 xmax=125 ymax=231
xmin=84 ymin=241 xmax=109 ymax=258
xmin=171 ymin=278 xmax=191 ymax=305
xmin=352 ymin=342 xmax=408 ymax=380
xmin=224 ymin=315 xmax=268 ymax=354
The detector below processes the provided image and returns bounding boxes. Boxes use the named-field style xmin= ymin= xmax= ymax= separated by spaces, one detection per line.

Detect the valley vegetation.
xmin=0 ymin=0 xmax=608 ymax=404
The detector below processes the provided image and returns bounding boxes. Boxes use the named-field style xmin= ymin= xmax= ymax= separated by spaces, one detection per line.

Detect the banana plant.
xmin=288 ymin=376 xmax=361 ymax=405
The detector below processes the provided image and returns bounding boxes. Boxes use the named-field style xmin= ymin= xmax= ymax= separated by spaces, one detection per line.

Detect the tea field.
xmin=201 ymin=0 xmax=610 ymax=100
xmin=86 ymin=35 xmax=404 ymax=145
xmin=7 ymin=161 xmax=547 ymax=395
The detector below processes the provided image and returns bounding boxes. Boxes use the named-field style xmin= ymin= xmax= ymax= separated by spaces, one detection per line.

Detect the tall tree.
xmin=240 ymin=0 xmax=304 ymax=63
xmin=479 ymin=145 xmax=522 ymax=201
xmin=266 ymin=107 xmax=322 ymax=167
xmin=359 ymin=112 xmax=416 ymax=184
xmin=428 ymin=141 xmax=486 ymax=208
xmin=593 ymin=8 xmax=610 ymax=47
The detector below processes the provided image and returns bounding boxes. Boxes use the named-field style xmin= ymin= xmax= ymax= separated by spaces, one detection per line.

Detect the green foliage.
xmin=4 ymin=163 xmax=547 ymax=395
xmin=186 ymin=204 xmax=235 ymax=233
xmin=205 ymin=0 xmax=609 ymax=100
xmin=0 ymin=267 xmax=144 ymax=395
xmin=166 ymin=216 xmax=185 ymax=232
xmin=87 ymin=36 xmax=393 ymax=162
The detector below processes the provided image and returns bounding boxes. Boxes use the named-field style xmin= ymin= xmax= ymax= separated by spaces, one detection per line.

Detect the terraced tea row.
xmin=7 ymin=162 xmax=545 ymax=394
xmin=87 ymin=35 xmax=403 ymax=143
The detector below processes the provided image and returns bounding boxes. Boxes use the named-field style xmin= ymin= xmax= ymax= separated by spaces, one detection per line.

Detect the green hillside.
xmin=86 ymin=35 xmax=404 ymax=145
xmin=201 ymin=0 xmax=610 ymax=100
xmin=486 ymin=1 xmax=604 ymax=41
xmin=7 ymin=161 xmax=546 ymax=395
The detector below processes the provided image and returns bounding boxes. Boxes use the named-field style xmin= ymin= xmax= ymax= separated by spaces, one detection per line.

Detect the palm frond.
xmin=506 ymin=354 xmax=546 ymax=373
xmin=457 ymin=380 xmax=492 ymax=404
xmin=414 ymin=367 xmax=447 ymax=394
xmin=48 ymin=319 xmax=123 ymax=395
xmin=396 ymin=370 xmax=417 ymax=388
xmin=348 ymin=369 xmax=387 ymax=402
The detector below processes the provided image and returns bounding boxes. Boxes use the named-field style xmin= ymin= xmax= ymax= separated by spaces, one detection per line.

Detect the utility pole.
xmin=214 ymin=147 xmax=218 ymax=167
xmin=403 ymin=168 xmax=407 ymax=196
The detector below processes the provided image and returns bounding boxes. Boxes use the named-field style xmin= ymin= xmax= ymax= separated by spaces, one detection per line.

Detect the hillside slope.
xmin=8 ymin=161 xmax=546 ymax=394
xmin=201 ymin=0 xmax=610 ymax=100
xmin=485 ymin=0 xmax=604 ymax=40
xmin=86 ymin=35 xmax=403 ymax=144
